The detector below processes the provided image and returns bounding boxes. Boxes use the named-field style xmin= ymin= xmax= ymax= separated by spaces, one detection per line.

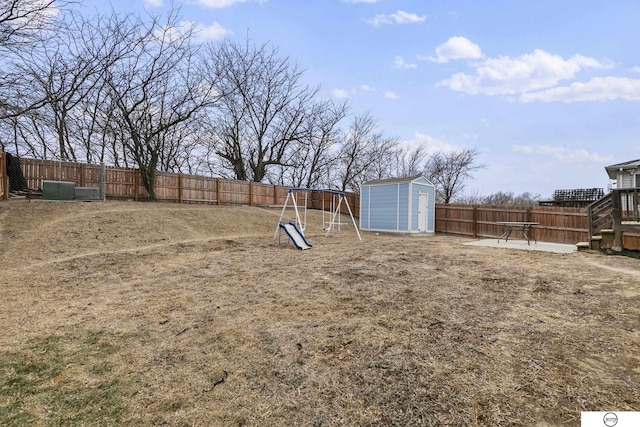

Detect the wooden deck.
xmin=587 ymin=188 xmax=640 ymax=250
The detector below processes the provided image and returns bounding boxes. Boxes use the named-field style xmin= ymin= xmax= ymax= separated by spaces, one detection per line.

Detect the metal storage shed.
xmin=360 ymin=176 xmax=436 ymax=234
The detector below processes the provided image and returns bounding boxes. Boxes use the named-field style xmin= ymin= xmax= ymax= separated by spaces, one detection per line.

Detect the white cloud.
xmin=393 ymin=55 xmax=417 ymax=70
xmin=331 ymin=85 xmax=404 ymax=100
xmin=331 ymin=89 xmax=350 ymax=99
xmin=438 ymin=49 xmax=610 ymax=96
xmin=193 ymin=21 xmax=232 ymax=41
xmin=520 ymin=77 xmax=640 ymax=103
xmin=512 ymin=144 xmax=614 ymax=163
xmin=513 ymin=145 xmax=533 ymax=154
xmin=390 ymin=10 xmax=427 ymax=24
xmin=402 ymin=132 xmax=461 ymax=155
xmin=632 ymin=66 xmax=640 ymax=73
xmin=144 ymin=0 xmax=163 ymax=6
xmin=427 ymin=36 xmax=483 ymax=63
xmin=157 ymin=21 xmax=231 ymax=42
xmin=191 ymin=0 xmax=267 ymax=8
xmin=365 ymin=10 xmax=426 ymax=26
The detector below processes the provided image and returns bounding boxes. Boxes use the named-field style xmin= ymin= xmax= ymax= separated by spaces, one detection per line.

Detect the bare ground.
xmin=0 ymin=200 xmax=638 ymax=426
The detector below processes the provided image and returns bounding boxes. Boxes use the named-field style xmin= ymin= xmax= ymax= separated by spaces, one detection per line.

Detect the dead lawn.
xmin=0 ymin=200 xmax=638 ymax=426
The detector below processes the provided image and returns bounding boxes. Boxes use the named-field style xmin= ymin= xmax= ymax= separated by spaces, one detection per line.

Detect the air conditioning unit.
xmin=42 ymin=180 xmax=75 ymax=200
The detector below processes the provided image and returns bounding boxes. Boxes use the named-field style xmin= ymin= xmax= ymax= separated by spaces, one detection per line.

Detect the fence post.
xmin=178 ymin=173 xmax=183 ymax=203
xmin=273 ymin=185 xmax=277 ymax=206
xmin=134 ymin=170 xmax=139 ymax=201
xmin=611 ymin=190 xmax=623 ymax=250
xmin=80 ymin=163 xmax=86 ymax=187
xmin=99 ymin=163 xmax=106 ymax=201
xmin=216 ymin=178 xmax=221 ymax=205
xmin=249 ymin=181 xmax=253 ymax=206
xmin=473 ymin=206 xmax=478 ymax=238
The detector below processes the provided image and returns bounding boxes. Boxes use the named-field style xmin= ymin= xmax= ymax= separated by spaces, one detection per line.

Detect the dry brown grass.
xmin=0 ymin=200 xmax=639 ymax=426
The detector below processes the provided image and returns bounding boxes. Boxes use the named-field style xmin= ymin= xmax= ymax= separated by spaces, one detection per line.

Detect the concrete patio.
xmin=463 ymin=238 xmax=578 ymax=254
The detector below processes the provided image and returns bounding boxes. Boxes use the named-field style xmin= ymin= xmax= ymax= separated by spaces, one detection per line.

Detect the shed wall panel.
xmin=360 ymin=186 xmax=371 ymax=229
xmin=369 ymin=185 xmax=400 ymax=230
xmin=398 ymin=184 xmax=409 ymax=231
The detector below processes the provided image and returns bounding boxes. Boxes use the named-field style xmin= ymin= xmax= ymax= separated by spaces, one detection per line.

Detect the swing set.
xmin=274 ymin=188 xmax=362 ymax=244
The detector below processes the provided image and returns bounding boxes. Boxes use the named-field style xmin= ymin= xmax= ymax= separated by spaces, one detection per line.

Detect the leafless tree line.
xmin=0 ymin=0 xmax=482 ymax=201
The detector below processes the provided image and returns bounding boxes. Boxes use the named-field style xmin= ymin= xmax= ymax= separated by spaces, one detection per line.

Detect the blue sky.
xmin=82 ymin=0 xmax=640 ymax=199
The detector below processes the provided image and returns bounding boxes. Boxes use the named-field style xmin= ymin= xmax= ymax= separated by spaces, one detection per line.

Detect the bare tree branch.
xmin=334 ymin=111 xmax=398 ymax=192
xmin=424 ymin=147 xmax=485 ymax=203
xmin=203 ymin=39 xmax=318 ymax=182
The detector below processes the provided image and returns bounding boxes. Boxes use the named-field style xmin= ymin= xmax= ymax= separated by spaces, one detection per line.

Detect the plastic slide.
xmin=279 ymin=221 xmax=312 ymax=250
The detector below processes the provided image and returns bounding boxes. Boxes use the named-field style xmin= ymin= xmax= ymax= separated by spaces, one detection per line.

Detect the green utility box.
xmin=42 ymin=180 xmax=75 ymax=200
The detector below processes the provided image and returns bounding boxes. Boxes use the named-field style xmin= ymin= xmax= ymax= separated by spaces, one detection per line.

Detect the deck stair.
xmin=579 ymin=189 xmax=640 ymax=251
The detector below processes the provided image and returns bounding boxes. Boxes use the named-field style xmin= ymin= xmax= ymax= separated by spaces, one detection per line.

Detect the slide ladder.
xmin=279 ymin=221 xmax=312 ymax=250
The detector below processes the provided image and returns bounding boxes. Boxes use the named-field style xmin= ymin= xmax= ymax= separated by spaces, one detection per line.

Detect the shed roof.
xmin=362 ymin=175 xmax=434 ymax=186
xmin=605 ymin=159 xmax=640 ymax=179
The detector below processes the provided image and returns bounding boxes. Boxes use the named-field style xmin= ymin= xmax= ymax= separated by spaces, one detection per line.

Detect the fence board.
xmin=105 ymin=167 xmax=138 ymax=199
xmin=180 ymin=175 xmax=217 ymax=203
xmin=436 ymin=203 xmax=640 ymax=250
xmin=249 ymin=182 xmax=273 ymax=206
xmin=218 ymin=180 xmax=250 ymax=205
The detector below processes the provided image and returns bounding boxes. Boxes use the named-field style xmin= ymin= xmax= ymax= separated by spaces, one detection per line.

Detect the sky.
xmin=80 ymin=0 xmax=640 ymax=199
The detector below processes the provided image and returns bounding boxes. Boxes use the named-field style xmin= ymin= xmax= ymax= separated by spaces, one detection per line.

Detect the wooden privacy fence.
xmin=3 ymin=154 xmax=639 ymax=249
xmin=436 ymin=203 xmax=640 ymax=250
xmin=7 ymin=156 xmax=360 ymax=216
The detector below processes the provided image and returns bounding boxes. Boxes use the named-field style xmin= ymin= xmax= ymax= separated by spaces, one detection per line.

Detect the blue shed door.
xmin=418 ymin=192 xmax=428 ymax=232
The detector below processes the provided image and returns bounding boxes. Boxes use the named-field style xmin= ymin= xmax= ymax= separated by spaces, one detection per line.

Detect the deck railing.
xmin=587 ymin=192 xmax=613 ymax=239
xmin=615 ymin=188 xmax=640 ymax=223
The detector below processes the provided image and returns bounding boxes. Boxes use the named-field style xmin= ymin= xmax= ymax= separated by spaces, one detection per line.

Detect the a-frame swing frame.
xmin=274 ymin=188 xmax=362 ymax=241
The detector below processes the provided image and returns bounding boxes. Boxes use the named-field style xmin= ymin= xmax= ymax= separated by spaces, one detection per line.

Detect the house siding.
xmin=618 ymin=171 xmax=638 ymax=189
xmin=605 ymin=160 xmax=640 ymax=188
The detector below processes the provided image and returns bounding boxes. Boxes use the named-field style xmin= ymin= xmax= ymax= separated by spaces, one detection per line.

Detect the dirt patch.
xmin=601 ymin=248 xmax=640 ymax=259
xmin=0 ymin=200 xmax=639 ymax=426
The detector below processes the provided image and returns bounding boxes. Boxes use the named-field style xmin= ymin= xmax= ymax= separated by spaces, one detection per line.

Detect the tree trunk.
xmin=139 ymin=161 xmax=157 ymax=200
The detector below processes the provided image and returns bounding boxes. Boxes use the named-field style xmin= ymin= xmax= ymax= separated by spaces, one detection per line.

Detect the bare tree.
xmin=0 ymin=109 xmax=56 ymax=157
xmin=274 ymin=98 xmax=348 ymax=188
xmin=0 ymin=0 xmax=73 ymax=119
xmin=0 ymin=0 xmax=70 ymax=48
xmin=334 ymin=111 xmax=398 ymax=192
xmin=15 ymin=11 xmax=140 ymax=162
xmin=203 ymin=39 xmax=318 ymax=182
xmin=392 ymin=144 xmax=428 ymax=178
xmin=480 ymin=191 xmax=540 ymax=206
xmin=105 ymin=10 xmax=219 ymax=199
xmin=424 ymin=147 xmax=485 ymax=203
